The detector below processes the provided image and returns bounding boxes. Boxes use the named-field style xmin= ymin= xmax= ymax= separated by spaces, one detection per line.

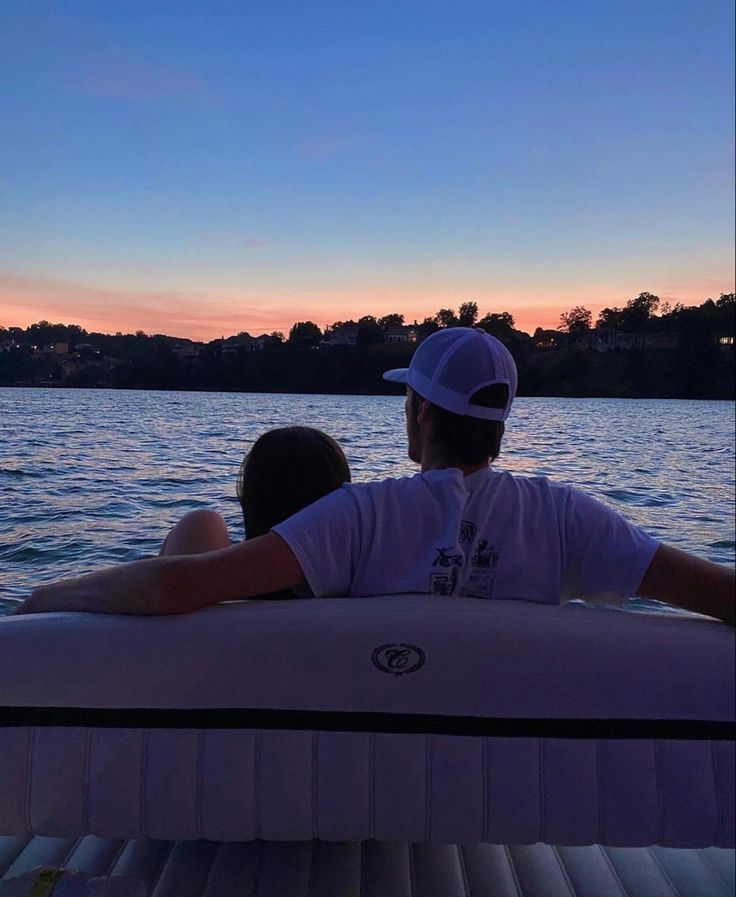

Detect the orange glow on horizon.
xmin=1 ymin=273 xmax=732 ymax=342
xmin=0 ymin=298 xmax=607 ymax=340
xmin=2 ymin=300 xmax=578 ymax=340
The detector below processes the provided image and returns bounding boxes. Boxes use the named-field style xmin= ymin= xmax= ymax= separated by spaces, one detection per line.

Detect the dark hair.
xmin=237 ymin=426 xmax=351 ymax=538
xmin=410 ymin=385 xmax=507 ymax=464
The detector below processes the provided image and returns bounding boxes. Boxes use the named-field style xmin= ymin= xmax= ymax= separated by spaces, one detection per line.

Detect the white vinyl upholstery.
xmin=0 ymin=836 xmax=734 ymax=897
xmin=0 ymin=726 xmax=734 ymax=847
xmin=0 ymin=598 xmax=733 ymax=847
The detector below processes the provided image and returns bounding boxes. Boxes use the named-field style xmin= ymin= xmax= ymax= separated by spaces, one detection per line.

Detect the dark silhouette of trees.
xmin=477 ymin=312 xmax=515 ymax=336
xmin=288 ymin=321 xmax=322 ymax=347
xmin=418 ymin=317 xmax=440 ymax=339
xmin=429 ymin=302 xmax=479 ymax=329
xmin=623 ymin=292 xmax=660 ymax=332
xmin=377 ymin=313 xmax=405 ymax=330
xmin=2 ymin=295 xmax=733 ymax=398
xmin=596 ymin=307 xmax=625 ymax=329
xmin=558 ymin=306 xmax=592 ymax=333
xmin=597 ymin=293 xmax=660 ymax=335
xmin=357 ymin=316 xmax=384 ymax=346
xmin=457 ymin=302 xmax=479 ymax=327
xmin=323 ymin=320 xmax=355 ymax=338
xmin=25 ymin=321 xmax=88 ymax=346
xmin=434 ymin=308 xmax=459 ymax=328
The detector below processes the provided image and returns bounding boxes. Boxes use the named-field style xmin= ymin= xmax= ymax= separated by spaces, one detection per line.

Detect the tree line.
xmin=286 ymin=302 xmax=517 ymax=347
xmin=558 ymin=291 xmax=734 ymax=336
xmin=4 ymin=292 xmax=732 ymax=351
xmin=1 ymin=292 xmax=733 ymax=398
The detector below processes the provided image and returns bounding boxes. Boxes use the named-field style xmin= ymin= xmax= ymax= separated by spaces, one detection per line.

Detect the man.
xmin=19 ymin=328 xmax=735 ymax=625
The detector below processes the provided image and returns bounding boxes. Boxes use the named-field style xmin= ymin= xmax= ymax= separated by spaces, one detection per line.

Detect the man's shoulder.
xmin=347 ymin=470 xmax=443 ymax=494
xmin=346 ymin=469 xmax=465 ymax=503
xmin=476 ymin=467 xmax=582 ymax=507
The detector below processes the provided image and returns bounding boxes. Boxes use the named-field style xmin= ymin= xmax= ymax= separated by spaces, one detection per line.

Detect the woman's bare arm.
xmin=637 ymin=543 xmax=735 ymax=626
xmin=18 ymin=532 xmax=305 ymax=616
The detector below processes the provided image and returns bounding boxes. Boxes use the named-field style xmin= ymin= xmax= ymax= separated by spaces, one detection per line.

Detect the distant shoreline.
xmin=3 ymin=305 xmax=734 ymax=401
xmin=4 ymin=382 xmax=733 ymax=402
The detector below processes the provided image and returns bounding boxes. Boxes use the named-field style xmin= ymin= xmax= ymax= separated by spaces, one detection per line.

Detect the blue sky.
xmin=1 ymin=0 xmax=733 ymax=338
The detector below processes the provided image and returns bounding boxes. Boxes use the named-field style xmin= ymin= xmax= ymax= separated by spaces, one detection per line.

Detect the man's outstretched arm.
xmin=637 ymin=544 xmax=735 ymax=627
xmin=17 ymin=532 xmax=305 ymax=615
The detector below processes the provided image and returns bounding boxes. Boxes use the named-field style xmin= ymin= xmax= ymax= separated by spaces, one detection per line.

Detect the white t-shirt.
xmin=273 ymin=467 xmax=660 ymax=603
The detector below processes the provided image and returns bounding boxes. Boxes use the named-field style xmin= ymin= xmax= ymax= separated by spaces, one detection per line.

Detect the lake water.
xmin=1 ymin=388 xmax=734 ymax=612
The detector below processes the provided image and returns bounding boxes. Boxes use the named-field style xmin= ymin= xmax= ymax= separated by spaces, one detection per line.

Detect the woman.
xmin=160 ymin=427 xmax=351 ymax=574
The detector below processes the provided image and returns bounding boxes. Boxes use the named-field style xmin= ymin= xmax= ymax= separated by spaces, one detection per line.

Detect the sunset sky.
xmin=1 ymin=1 xmax=734 ymax=341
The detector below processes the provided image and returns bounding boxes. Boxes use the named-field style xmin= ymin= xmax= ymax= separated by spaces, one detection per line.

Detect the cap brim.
xmin=382 ymin=368 xmax=409 ymax=383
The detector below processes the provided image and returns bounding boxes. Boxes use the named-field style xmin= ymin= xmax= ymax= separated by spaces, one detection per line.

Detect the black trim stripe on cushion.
xmin=0 ymin=706 xmax=733 ymax=740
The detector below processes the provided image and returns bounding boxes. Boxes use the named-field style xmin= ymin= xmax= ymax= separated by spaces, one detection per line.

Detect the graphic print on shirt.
xmin=433 ymin=546 xmax=464 ymax=568
xmin=430 ymin=565 xmax=460 ymax=595
xmin=464 ymin=537 xmax=499 ymax=598
xmin=430 ymin=546 xmax=463 ymax=595
xmin=459 ymin=520 xmax=476 ymax=544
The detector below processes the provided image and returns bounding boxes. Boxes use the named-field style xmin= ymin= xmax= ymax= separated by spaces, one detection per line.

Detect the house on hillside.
xmin=385 ymin=325 xmax=418 ymax=344
xmin=642 ymin=332 xmax=680 ymax=350
xmin=31 ymin=343 xmax=64 ymax=357
xmin=247 ymin=333 xmax=286 ymax=350
xmin=253 ymin=334 xmax=270 ymax=350
xmin=60 ymin=356 xmax=86 ymax=379
xmin=172 ymin=342 xmax=203 ymax=359
xmin=222 ymin=334 xmax=254 ymax=354
xmin=532 ymin=329 xmax=568 ymax=350
xmin=589 ymin=329 xmax=680 ymax=352
xmin=323 ymin=324 xmax=359 ymax=347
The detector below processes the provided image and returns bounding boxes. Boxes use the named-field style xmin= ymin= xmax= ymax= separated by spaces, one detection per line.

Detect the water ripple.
xmin=1 ymin=389 xmax=734 ymax=612
xmin=0 ymin=466 xmax=47 ymax=479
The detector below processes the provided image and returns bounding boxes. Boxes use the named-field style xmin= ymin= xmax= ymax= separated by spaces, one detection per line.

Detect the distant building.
xmin=60 ymin=357 xmax=86 ymax=379
xmin=385 ymin=325 xmax=418 ymax=344
xmin=589 ymin=329 xmax=680 ymax=352
xmin=31 ymin=342 xmax=71 ymax=357
xmin=222 ymin=334 xmax=253 ymax=354
xmin=172 ymin=342 xmax=203 ymax=359
xmin=253 ymin=334 xmax=275 ymax=351
xmin=323 ymin=324 xmax=359 ymax=347
xmin=642 ymin=332 xmax=680 ymax=350
xmin=589 ymin=328 xmax=632 ymax=351
xmin=532 ymin=328 xmax=568 ymax=350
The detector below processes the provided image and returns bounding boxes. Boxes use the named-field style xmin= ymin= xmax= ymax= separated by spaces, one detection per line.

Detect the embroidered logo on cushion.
xmin=372 ymin=644 xmax=426 ymax=675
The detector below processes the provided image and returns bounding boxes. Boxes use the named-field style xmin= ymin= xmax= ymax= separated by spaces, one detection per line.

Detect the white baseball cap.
xmin=383 ymin=327 xmax=517 ymax=421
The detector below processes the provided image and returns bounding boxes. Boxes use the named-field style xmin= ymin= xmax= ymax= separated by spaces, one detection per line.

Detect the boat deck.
xmin=1 ymin=836 xmax=733 ymax=896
